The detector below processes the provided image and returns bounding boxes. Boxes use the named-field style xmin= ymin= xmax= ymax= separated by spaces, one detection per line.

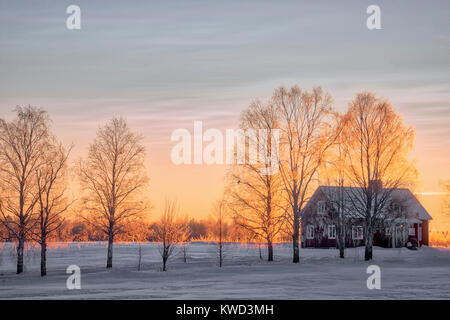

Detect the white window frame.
xmin=392 ymin=203 xmax=401 ymax=214
xmin=328 ymin=225 xmax=336 ymax=239
xmin=385 ymin=224 xmax=392 ymax=236
xmin=306 ymin=225 xmax=315 ymax=239
xmin=316 ymin=201 xmax=326 ymax=215
xmin=408 ymin=225 xmax=416 ymax=236
xmin=352 ymin=226 xmax=364 ymax=240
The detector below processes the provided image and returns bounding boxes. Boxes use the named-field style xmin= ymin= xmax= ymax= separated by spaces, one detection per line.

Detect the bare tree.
xmin=33 ymin=143 xmax=73 ymax=276
xmin=328 ymin=183 xmax=347 ymax=259
xmin=320 ymin=113 xmax=351 ymax=258
xmin=227 ymin=100 xmax=284 ymax=261
xmin=209 ymin=199 xmax=228 ymax=268
xmin=0 ymin=106 xmax=50 ymax=274
xmin=343 ymin=92 xmax=416 ymax=260
xmin=178 ymin=215 xmax=192 ymax=263
xmin=153 ymin=199 xmax=181 ymax=271
xmin=78 ymin=117 xmax=148 ymax=268
xmin=137 ymin=243 xmax=142 ymax=271
xmin=0 ymin=223 xmax=6 ymax=241
xmin=275 ymin=86 xmax=337 ymax=263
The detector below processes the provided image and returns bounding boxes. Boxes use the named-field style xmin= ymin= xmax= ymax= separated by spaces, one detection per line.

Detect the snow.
xmin=0 ymin=242 xmax=449 ymax=299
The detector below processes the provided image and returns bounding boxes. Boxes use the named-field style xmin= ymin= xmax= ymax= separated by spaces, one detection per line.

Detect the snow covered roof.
xmin=312 ymin=186 xmax=432 ymax=221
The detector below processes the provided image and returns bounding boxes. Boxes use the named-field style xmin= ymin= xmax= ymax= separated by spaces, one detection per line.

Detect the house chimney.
xmin=369 ymin=179 xmax=382 ymax=193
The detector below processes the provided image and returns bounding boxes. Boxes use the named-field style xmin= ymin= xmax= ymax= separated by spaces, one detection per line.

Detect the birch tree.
xmin=343 ymin=92 xmax=416 ymax=260
xmin=209 ymin=199 xmax=228 ymax=267
xmin=0 ymin=106 xmax=50 ymax=274
xmin=178 ymin=215 xmax=192 ymax=263
xmin=153 ymin=199 xmax=181 ymax=271
xmin=33 ymin=143 xmax=73 ymax=276
xmin=275 ymin=86 xmax=336 ymax=263
xmin=320 ymin=113 xmax=351 ymax=258
xmin=78 ymin=117 xmax=148 ymax=268
xmin=227 ymin=101 xmax=284 ymax=261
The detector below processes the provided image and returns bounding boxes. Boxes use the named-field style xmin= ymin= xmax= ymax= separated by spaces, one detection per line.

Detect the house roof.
xmin=311 ymin=186 xmax=432 ymax=221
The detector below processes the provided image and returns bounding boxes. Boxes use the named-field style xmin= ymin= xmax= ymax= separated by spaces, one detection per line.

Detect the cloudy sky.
xmin=0 ymin=0 xmax=449 ymax=219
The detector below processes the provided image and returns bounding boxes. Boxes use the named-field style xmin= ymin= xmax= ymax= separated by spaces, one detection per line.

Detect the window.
xmin=316 ymin=201 xmax=326 ymax=215
xmin=306 ymin=225 xmax=315 ymax=239
xmin=392 ymin=203 xmax=401 ymax=214
xmin=385 ymin=225 xmax=392 ymax=236
xmin=352 ymin=226 xmax=364 ymax=240
xmin=328 ymin=225 xmax=336 ymax=239
xmin=408 ymin=225 xmax=416 ymax=236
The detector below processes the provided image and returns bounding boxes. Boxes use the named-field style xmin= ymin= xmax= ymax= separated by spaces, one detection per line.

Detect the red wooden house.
xmin=301 ymin=185 xmax=432 ymax=249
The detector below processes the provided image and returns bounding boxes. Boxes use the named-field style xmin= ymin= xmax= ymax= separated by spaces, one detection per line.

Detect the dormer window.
xmin=392 ymin=203 xmax=401 ymax=214
xmin=316 ymin=201 xmax=326 ymax=215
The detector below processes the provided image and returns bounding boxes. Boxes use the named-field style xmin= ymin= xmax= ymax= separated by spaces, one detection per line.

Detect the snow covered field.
xmin=0 ymin=242 xmax=449 ymax=299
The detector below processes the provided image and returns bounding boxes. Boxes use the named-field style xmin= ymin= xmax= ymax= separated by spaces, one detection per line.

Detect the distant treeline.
xmin=2 ymin=218 xmax=448 ymax=247
xmin=0 ymin=217 xmax=290 ymax=244
xmin=430 ymin=230 xmax=450 ymax=248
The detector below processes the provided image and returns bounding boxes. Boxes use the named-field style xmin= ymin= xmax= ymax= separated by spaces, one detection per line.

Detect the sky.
xmin=0 ymin=0 xmax=449 ymax=222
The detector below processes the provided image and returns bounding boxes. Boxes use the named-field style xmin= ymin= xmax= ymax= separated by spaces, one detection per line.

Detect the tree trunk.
xmin=163 ymin=254 xmax=167 ymax=271
xmin=137 ymin=245 xmax=142 ymax=271
xmin=219 ymin=243 xmax=223 ymax=268
xmin=292 ymin=213 xmax=300 ymax=263
xmin=391 ymin=226 xmax=395 ymax=248
xmin=365 ymin=224 xmax=373 ymax=261
xmin=267 ymin=240 xmax=273 ymax=262
xmin=41 ymin=238 xmax=47 ymax=276
xmin=16 ymin=238 xmax=24 ymax=274
xmin=338 ymin=235 xmax=345 ymax=259
xmin=259 ymin=243 xmax=263 ymax=260
xmin=337 ymin=223 xmax=345 ymax=259
xmin=106 ymin=232 xmax=113 ymax=268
